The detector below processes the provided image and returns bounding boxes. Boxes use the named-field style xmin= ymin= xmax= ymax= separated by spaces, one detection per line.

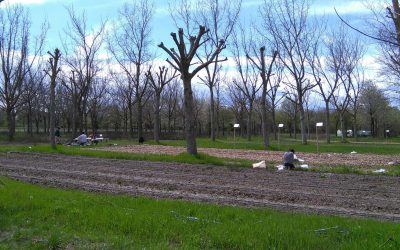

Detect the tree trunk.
xmin=128 ymin=102 xmax=134 ymax=138
xmin=247 ymin=103 xmax=253 ymax=141
xmin=137 ymin=99 xmax=143 ymax=141
xmin=260 ymin=86 xmax=269 ymax=147
xmin=272 ymin=105 xmax=277 ymax=140
xmin=299 ymin=103 xmax=307 ymax=144
xmin=209 ymin=85 xmax=216 ymax=141
xmin=340 ymin=112 xmax=345 ymax=142
xmin=154 ymin=92 xmax=161 ymax=143
xmin=49 ymin=82 xmax=56 ymax=149
xmin=353 ymin=113 xmax=358 ymax=140
xmin=71 ymin=98 xmax=77 ymax=140
xmin=183 ymin=77 xmax=197 ymax=154
xmin=325 ymin=101 xmax=331 ymax=143
xmin=6 ymin=108 xmax=15 ymax=141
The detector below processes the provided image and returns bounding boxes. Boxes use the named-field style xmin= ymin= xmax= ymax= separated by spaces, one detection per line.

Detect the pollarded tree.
xmin=170 ymin=0 xmax=242 ymax=141
xmin=158 ymin=26 xmax=226 ymax=154
xmin=45 ymin=49 xmax=61 ymax=149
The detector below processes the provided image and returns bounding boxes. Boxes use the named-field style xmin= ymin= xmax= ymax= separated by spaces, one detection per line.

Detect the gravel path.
xmin=1 ymin=152 xmax=399 ymax=221
xmin=99 ymin=144 xmax=400 ymax=167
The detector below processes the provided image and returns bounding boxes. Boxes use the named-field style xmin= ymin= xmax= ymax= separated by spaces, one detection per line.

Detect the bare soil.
xmin=100 ymin=144 xmax=400 ymax=167
xmin=1 ymin=152 xmax=399 ymax=221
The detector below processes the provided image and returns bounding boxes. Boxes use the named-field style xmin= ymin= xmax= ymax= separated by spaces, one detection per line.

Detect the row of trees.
xmin=0 ymin=0 xmax=399 ymax=154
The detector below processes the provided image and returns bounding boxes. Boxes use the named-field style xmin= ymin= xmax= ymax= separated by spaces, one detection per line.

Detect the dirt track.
xmin=100 ymin=145 xmax=400 ymax=167
xmin=1 ymin=152 xmax=399 ymax=221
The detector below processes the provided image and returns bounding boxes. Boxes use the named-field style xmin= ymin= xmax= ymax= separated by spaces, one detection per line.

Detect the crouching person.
xmin=283 ymin=149 xmax=296 ymax=170
xmin=77 ymin=132 xmax=88 ymax=146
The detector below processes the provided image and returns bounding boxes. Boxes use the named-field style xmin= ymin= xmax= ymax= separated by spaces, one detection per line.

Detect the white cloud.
xmin=2 ymin=0 xmax=48 ymax=5
xmin=312 ymin=1 xmax=371 ymax=16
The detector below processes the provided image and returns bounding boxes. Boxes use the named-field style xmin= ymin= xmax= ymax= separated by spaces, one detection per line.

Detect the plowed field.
xmin=1 ymin=152 xmax=399 ymax=221
xmin=99 ymin=145 xmax=400 ymax=167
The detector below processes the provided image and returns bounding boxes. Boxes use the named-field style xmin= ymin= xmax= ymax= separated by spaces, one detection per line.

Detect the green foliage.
xmin=0 ymin=178 xmax=399 ymax=249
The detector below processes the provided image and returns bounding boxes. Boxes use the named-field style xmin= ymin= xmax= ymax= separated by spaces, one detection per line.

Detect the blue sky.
xmin=2 ymin=0 xmax=384 ymax=50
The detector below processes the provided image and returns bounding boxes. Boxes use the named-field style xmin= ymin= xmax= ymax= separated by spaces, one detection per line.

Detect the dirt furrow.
xmin=1 ymin=152 xmax=400 ymax=221
xmin=2 ymin=153 xmax=398 ymax=196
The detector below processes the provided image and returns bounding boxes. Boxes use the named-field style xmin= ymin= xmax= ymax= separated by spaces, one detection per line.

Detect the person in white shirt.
xmin=77 ymin=132 xmax=87 ymax=146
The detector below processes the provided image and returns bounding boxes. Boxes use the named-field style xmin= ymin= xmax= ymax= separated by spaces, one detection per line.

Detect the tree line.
xmin=0 ymin=0 xmax=400 ymax=154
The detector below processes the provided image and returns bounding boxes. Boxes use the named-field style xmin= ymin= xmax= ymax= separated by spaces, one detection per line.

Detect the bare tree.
xmin=0 ymin=5 xmax=46 ymax=140
xmin=158 ymin=26 xmax=226 ymax=154
xmin=45 ymin=48 xmax=61 ymax=148
xmin=60 ymin=72 xmax=78 ymax=139
xmin=360 ymin=81 xmax=390 ymax=137
xmin=108 ymin=0 xmax=153 ymax=141
xmin=146 ymin=66 xmax=179 ymax=143
xmin=331 ymin=32 xmax=364 ymax=142
xmin=62 ymin=6 xmax=106 ymax=136
xmin=21 ymin=66 xmax=46 ymax=136
xmin=230 ymin=26 xmax=262 ymax=141
xmin=310 ymin=26 xmax=351 ymax=143
xmin=247 ymin=47 xmax=278 ymax=147
xmin=88 ymin=77 xmax=108 ymax=134
xmin=163 ymin=79 xmax=180 ymax=133
xmin=268 ymin=61 xmax=285 ymax=140
xmin=261 ymin=0 xmax=321 ymax=144
xmin=280 ymin=97 xmax=298 ymax=138
xmin=349 ymin=1 xmax=400 ymax=102
xmin=347 ymin=67 xmax=366 ymax=140
xmin=227 ymin=82 xmax=247 ymax=137
xmin=197 ymin=0 xmax=241 ymax=141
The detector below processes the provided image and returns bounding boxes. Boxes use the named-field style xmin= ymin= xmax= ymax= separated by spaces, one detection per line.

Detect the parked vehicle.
xmin=337 ymin=129 xmax=353 ymax=137
xmin=357 ymin=130 xmax=372 ymax=137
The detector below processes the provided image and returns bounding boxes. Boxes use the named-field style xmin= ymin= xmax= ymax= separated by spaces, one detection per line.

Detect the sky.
xmin=1 ymin=0 xmax=384 ymax=50
xmin=0 ymin=0 xmax=390 ymax=101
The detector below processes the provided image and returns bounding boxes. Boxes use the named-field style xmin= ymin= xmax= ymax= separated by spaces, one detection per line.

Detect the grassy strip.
xmin=0 ymin=144 xmax=252 ymax=168
xmin=145 ymin=137 xmax=400 ymax=155
xmin=0 ymin=177 xmax=399 ymax=249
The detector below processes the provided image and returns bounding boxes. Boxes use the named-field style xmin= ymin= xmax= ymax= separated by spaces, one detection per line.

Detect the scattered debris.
xmin=253 ymin=160 xmax=266 ymax=168
xmin=300 ymin=164 xmax=309 ymax=169
xmin=187 ymin=216 xmax=199 ymax=221
xmin=311 ymin=225 xmax=339 ymax=233
xmin=373 ymin=169 xmax=386 ymax=173
xmin=350 ymin=151 xmax=357 ymax=154
xmin=298 ymin=158 xmax=305 ymax=163
xmin=169 ymin=211 xmax=220 ymax=224
xmin=276 ymin=165 xmax=285 ymax=171
xmin=387 ymin=161 xmax=398 ymax=165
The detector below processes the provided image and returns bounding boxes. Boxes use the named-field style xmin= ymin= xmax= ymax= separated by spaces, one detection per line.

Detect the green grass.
xmin=0 ymin=177 xmax=399 ymax=249
xmin=145 ymin=137 xmax=400 ymax=155
xmin=0 ymin=144 xmax=252 ymax=168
